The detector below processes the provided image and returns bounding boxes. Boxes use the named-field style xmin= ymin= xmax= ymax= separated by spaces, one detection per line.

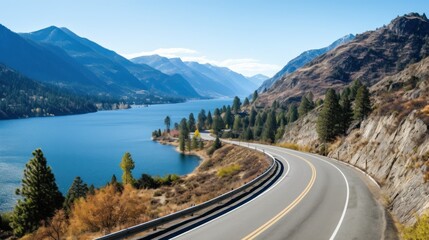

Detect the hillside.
xmin=257 ymin=13 xmax=429 ymax=106
xmin=257 ymin=34 xmax=354 ymax=93
xmin=0 ymin=64 xmax=99 ymax=119
xmin=21 ymin=26 xmax=201 ymax=99
xmin=279 ymin=54 xmax=429 ymax=227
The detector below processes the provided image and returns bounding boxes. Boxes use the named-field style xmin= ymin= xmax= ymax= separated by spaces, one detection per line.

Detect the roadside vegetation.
xmin=1 ymin=134 xmax=268 ymax=239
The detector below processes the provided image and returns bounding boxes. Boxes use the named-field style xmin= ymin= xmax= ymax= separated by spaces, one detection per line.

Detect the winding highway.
xmin=167 ymin=133 xmax=386 ymax=240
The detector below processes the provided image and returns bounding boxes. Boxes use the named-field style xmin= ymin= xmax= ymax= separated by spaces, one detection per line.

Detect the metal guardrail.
xmin=96 ymin=147 xmax=277 ymax=240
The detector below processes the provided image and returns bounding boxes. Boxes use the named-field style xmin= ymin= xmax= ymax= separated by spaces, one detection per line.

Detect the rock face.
xmin=329 ymin=112 xmax=429 ymax=225
xmin=257 ymin=13 xmax=429 ymax=106
xmin=280 ymin=54 xmax=429 ymax=225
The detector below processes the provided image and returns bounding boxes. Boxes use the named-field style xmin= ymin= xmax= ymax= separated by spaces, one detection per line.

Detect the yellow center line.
xmin=242 ymin=151 xmax=317 ymax=240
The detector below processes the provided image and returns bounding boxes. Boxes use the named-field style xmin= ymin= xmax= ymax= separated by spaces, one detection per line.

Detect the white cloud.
xmin=123 ymin=48 xmax=198 ymax=59
xmin=122 ymin=48 xmax=281 ymax=77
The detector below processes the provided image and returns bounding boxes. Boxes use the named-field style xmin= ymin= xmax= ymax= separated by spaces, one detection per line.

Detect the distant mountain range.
xmin=257 ymin=13 xmax=429 ymax=106
xmin=0 ymin=23 xmax=263 ymax=110
xmin=132 ymin=55 xmax=259 ymax=97
xmin=257 ymin=34 xmax=355 ymax=93
xmin=19 ymin=26 xmax=200 ymax=99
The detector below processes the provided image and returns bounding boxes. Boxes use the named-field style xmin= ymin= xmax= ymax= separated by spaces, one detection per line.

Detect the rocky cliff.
xmin=280 ymin=55 xmax=429 ymax=225
xmin=257 ymin=13 xmax=429 ymax=107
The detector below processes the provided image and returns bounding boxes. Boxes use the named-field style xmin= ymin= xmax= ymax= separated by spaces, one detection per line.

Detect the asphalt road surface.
xmin=171 ymin=133 xmax=385 ymax=240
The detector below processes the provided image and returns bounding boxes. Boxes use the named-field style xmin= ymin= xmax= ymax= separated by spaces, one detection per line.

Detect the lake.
xmin=0 ymin=98 xmax=232 ymax=212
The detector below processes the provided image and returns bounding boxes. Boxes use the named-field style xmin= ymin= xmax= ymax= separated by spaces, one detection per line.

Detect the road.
xmin=171 ymin=133 xmax=385 ymax=240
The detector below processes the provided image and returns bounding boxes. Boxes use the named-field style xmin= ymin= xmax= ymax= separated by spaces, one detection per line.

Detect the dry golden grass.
xmin=27 ymin=142 xmax=269 ymax=239
xmin=276 ymin=142 xmax=312 ymax=152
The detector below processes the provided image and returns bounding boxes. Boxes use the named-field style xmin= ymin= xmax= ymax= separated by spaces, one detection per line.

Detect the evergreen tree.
xmin=192 ymin=135 xmax=198 ymax=149
xmin=317 ymin=89 xmax=341 ymax=142
xmin=179 ymin=118 xmax=188 ymax=152
xmin=232 ymin=115 xmax=242 ymax=137
xmin=64 ymin=176 xmax=88 ymax=212
xmin=120 ymin=152 xmax=135 ymax=185
xmin=88 ymin=184 xmax=95 ymax=195
xmin=109 ymin=174 xmax=123 ymax=192
xmin=252 ymin=90 xmax=258 ymax=102
xmin=243 ymin=127 xmax=253 ymax=140
xmin=206 ymin=111 xmax=213 ymax=129
xmin=11 ymin=149 xmax=64 ymax=237
xmin=232 ymin=96 xmax=242 ymax=113
xmin=253 ymin=113 xmax=263 ymax=139
xmin=288 ymin=105 xmax=298 ymax=123
xmin=197 ymin=109 xmax=207 ymax=131
xmin=339 ymin=93 xmax=353 ymax=134
xmin=187 ymin=138 xmax=192 ymax=152
xmin=213 ymin=136 xmax=222 ymax=150
xmin=262 ymin=110 xmax=277 ymax=143
xmin=164 ymin=116 xmax=171 ymax=133
xmin=298 ymin=96 xmax=312 ymax=118
xmin=243 ymin=97 xmax=250 ymax=106
xmin=188 ymin=113 xmax=196 ymax=132
xmin=198 ymin=140 xmax=204 ymax=150
xmin=223 ymin=106 xmax=233 ymax=129
xmin=354 ymin=85 xmax=371 ymax=122
xmin=249 ymin=107 xmax=257 ymax=127
xmin=212 ymin=115 xmax=224 ymax=135
xmin=350 ymin=80 xmax=363 ymax=100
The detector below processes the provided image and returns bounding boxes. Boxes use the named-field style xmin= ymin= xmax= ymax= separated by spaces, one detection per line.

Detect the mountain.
xmin=0 ymin=64 xmax=98 ymax=119
xmin=257 ymin=13 xmax=429 ymax=106
xmin=132 ymin=55 xmax=258 ymax=97
xmin=246 ymin=74 xmax=269 ymax=87
xmin=185 ymin=61 xmax=258 ymax=97
xmin=21 ymin=26 xmax=200 ymax=99
xmin=256 ymin=34 xmax=354 ymax=93
xmin=0 ymin=24 xmax=109 ymax=95
xmin=132 ymin=55 xmax=233 ymax=97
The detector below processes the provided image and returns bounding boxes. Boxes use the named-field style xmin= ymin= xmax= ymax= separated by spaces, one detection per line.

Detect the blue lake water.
xmin=0 ymin=98 xmax=232 ymax=212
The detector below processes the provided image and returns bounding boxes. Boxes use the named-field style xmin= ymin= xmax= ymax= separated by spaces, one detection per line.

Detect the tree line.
xmin=160 ymin=81 xmax=371 ymax=148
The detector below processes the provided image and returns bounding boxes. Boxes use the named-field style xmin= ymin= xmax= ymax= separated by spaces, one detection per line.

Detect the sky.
xmin=0 ymin=1 xmax=428 ymax=77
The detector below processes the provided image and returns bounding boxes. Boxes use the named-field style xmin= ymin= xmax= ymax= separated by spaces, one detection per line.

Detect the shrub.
xmin=402 ymin=214 xmax=429 ymax=240
xmin=0 ymin=212 xmax=12 ymax=231
xmin=217 ymin=164 xmax=241 ymax=178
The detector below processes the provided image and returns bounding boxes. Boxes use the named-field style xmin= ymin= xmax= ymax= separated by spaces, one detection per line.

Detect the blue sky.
xmin=0 ymin=0 xmax=427 ymax=76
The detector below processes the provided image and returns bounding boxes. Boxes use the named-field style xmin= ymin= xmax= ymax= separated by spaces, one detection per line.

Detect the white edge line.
xmin=171 ymin=144 xmax=290 ymax=239
xmin=260 ymin=145 xmax=350 ymax=240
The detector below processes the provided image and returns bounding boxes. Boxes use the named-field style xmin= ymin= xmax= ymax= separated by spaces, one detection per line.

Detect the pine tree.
xmin=206 ymin=111 xmax=213 ymax=129
xmin=64 ymin=176 xmax=88 ymax=212
xmin=188 ymin=113 xmax=196 ymax=132
xmin=317 ymin=89 xmax=341 ymax=142
xmin=350 ymin=80 xmax=363 ymax=100
xmin=298 ymin=96 xmax=312 ymax=118
xmin=109 ymin=174 xmax=123 ymax=192
xmin=339 ymin=93 xmax=353 ymax=134
xmin=243 ymin=97 xmax=250 ymax=106
xmin=232 ymin=96 xmax=241 ymax=113
xmin=288 ymin=105 xmax=298 ymax=123
xmin=197 ymin=109 xmax=206 ymax=131
xmin=262 ymin=110 xmax=277 ymax=143
xmin=179 ymin=118 xmax=188 ymax=152
xmin=249 ymin=107 xmax=257 ymax=127
xmin=252 ymin=90 xmax=258 ymax=102
xmin=88 ymin=184 xmax=95 ymax=195
xmin=213 ymin=136 xmax=222 ymax=150
xmin=223 ymin=106 xmax=233 ymax=129
xmin=11 ymin=149 xmax=64 ymax=237
xmin=354 ymin=85 xmax=371 ymax=122
xmin=253 ymin=113 xmax=263 ymax=139
xmin=164 ymin=116 xmax=171 ymax=133
xmin=120 ymin=152 xmax=135 ymax=185
xmin=232 ymin=115 xmax=242 ymax=137
xmin=192 ymin=135 xmax=198 ymax=150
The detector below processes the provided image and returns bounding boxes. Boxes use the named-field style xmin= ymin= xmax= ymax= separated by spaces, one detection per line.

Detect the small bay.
xmin=0 ymin=98 xmax=231 ymax=212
